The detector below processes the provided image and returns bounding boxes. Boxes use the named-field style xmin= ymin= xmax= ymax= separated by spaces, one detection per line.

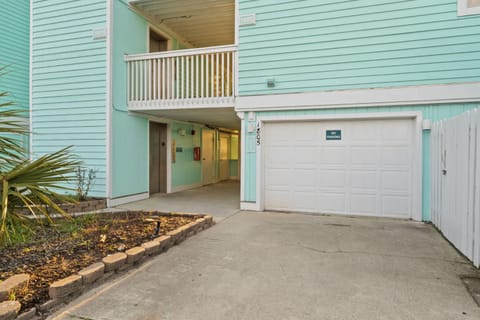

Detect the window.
xmin=458 ymin=0 xmax=480 ymax=16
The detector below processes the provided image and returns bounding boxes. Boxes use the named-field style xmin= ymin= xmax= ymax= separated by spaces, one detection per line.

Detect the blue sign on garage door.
xmin=326 ymin=130 xmax=342 ymax=140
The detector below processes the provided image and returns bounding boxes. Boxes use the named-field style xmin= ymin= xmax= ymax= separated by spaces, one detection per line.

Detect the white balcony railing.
xmin=125 ymin=45 xmax=237 ymax=109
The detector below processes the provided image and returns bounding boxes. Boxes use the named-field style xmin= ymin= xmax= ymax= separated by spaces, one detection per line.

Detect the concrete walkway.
xmin=50 ymin=212 xmax=480 ymax=320
xmin=116 ymin=180 xmax=240 ymax=221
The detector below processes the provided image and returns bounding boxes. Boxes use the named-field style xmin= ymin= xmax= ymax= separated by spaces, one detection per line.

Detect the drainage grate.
xmin=461 ymin=276 xmax=480 ymax=307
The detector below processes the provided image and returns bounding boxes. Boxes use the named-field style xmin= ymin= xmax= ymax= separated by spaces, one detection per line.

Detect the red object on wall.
xmin=193 ymin=146 xmax=201 ymax=161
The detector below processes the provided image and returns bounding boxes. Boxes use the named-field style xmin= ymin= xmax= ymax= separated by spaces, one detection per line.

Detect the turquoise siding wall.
xmin=243 ymin=103 xmax=480 ymax=221
xmin=111 ymin=0 xmax=149 ymax=198
xmin=230 ymin=161 xmax=239 ymax=177
xmin=0 ymin=1 xmax=30 ymax=148
xmin=239 ymin=0 xmax=480 ymax=96
xmin=31 ymin=0 xmax=107 ymax=197
xmin=112 ymin=1 xmax=196 ymax=197
xmin=172 ymin=123 xmax=202 ymax=188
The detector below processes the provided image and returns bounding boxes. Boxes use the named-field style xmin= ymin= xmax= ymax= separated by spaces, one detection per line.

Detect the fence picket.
xmin=431 ymin=109 xmax=480 ymax=267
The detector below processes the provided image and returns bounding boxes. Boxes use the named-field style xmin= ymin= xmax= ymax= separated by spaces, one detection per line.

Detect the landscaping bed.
xmin=0 ymin=211 xmax=203 ymax=314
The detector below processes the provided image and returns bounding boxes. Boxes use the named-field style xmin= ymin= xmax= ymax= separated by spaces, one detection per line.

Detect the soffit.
xmin=130 ymin=0 xmax=235 ymax=48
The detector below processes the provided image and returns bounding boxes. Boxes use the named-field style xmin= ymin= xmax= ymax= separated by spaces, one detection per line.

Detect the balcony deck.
xmin=125 ymin=45 xmax=237 ymax=110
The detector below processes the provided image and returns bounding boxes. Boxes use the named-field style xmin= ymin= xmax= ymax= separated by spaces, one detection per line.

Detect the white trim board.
xmin=236 ymin=82 xmax=480 ymax=112
xmin=166 ymin=122 xmax=172 ymax=193
xmin=234 ymin=0 xmax=240 ymax=97
xmin=109 ymin=192 xmax=149 ymax=207
xmin=254 ymin=111 xmax=424 ymax=221
xmin=29 ymin=0 xmax=33 ymax=159
xmin=458 ymin=0 xmax=480 ymax=16
xmin=237 ymin=111 xmax=246 ymax=201
xmin=106 ymin=0 xmax=113 ymax=202
xmin=240 ymin=202 xmax=261 ymax=211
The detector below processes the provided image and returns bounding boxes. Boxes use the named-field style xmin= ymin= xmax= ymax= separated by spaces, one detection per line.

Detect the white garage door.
xmin=264 ymin=119 xmax=415 ymax=218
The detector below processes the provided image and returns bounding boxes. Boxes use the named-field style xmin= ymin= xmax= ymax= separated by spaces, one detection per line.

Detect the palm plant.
xmin=0 ymin=79 xmax=81 ymax=245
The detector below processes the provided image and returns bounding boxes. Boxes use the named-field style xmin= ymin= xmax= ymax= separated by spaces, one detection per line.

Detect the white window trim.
xmin=458 ymin=0 xmax=480 ymax=16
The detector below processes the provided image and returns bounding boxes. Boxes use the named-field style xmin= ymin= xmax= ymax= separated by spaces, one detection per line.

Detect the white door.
xmin=202 ymin=129 xmax=216 ymax=185
xmin=219 ymin=134 xmax=230 ymax=181
xmin=263 ymin=119 xmax=415 ymax=218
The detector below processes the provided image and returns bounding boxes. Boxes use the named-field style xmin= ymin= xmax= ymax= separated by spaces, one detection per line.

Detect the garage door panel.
xmin=292 ymin=192 xmax=318 ymax=211
xmin=264 ymin=119 xmax=415 ymax=218
xmin=350 ymin=123 xmax=379 ymax=142
xmin=265 ymin=147 xmax=291 ymax=167
xmin=317 ymin=170 xmax=346 ymax=189
xmin=319 ymin=147 xmax=347 ymax=164
xmin=316 ymin=193 xmax=346 ymax=212
xmin=293 ymin=147 xmax=318 ymax=167
xmin=382 ymin=196 xmax=410 ymax=217
xmin=350 ymin=194 xmax=378 ymax=214
xmin=265 ymin=123 xmax=291 ymax=143
xmin=351 ymin=170 xmax=377 ymax=189
xmin=266 ymin=191 xmax=291 ymax=211
xmin=265 ymin=168 xmax=291 ymax=188
xmin=292 ymin=169 xmax=316 ymax=189
xmin=382 ymin=171 xmax=411 ymax=192
xmin=380 ymin=121 xmax=413 ymax=142
xmin=381 ymin=147 xmax=411 ymax=166
xmin=351 ymin=149 xmax=379 ymax=167
xmin=293 ymin=124 xmax=319 ymax=144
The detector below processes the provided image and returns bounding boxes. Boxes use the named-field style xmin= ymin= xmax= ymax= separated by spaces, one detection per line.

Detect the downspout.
xmin=106 ymin=0 xmax=113 ymax=206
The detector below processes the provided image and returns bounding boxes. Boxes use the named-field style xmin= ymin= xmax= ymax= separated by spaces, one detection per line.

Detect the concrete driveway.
xmin=115 ymin=181 xmax=240 ymax=222
xmin=50 ymin=211 xmax=480 ymax=320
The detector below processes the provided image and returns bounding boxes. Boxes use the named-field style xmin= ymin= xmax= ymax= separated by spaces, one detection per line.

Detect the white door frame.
xmin=254 ymin=111 xmax=424 ymax=221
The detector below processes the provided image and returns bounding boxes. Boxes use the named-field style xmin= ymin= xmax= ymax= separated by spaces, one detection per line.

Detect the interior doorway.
xmin=149 ymin=28 xmax=169 ymax=53
xmin=149 ymin=122 xmax=168 ymax=194
xmin=202 ymin=129 xmax=216 ymax=185
xmin=219 ymin=133 xmax=230 ymax=181
xmin=149 ymin=28 xmax=170 ymax=100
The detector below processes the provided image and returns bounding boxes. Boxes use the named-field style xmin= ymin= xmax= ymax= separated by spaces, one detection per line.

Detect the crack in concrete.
xmin=298 ymin=244 xmax=472 ymax=265
xmin=62 ymin=313 xmax=96 ymax=320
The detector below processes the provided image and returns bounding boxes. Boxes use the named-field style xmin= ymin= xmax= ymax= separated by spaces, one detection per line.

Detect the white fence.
xmin=431 ymin=108 xmax=480 ymax=267
xmin=125 ymin=45 xmax=237 ymax=108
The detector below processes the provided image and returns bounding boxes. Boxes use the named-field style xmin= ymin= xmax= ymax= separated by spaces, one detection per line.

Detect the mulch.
xmin=0 ymin=211 xmax=199 ymax=312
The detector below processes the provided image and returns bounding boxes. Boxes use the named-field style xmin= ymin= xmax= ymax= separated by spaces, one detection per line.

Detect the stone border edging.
xmin=0 ymin=214 xmax=214 ymax=320
xmin=19 ymin=199 xmax=107 ymax=216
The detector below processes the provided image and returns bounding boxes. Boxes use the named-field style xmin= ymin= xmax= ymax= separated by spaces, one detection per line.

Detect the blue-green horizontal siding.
xmin=111 ymin=0 xmax=194 ymax=198
xmin=31 ymin=0 xmax=107 ymax=197
xmin=0 ymin=2 xmax=30 ymax=112
xmin=172 ymin=123 xmax=203 ymax=188
xmin=110 ymin=0 xmax=149 ymax=198
xmin=243 ymin=103 xmax=480 ymax=221
xmin=239 ymin=0 xmax=480 ymax=96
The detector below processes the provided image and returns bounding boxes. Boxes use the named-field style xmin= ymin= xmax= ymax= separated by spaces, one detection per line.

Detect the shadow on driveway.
xmin=50 ymin=212 xmax=480 ymax=320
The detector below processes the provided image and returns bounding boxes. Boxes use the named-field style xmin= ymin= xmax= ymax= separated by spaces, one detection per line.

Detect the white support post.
xmin=147 ymin=59 xmax=152 ymax=101
xmin=201 ymin=54 xmax=204 ymax=98
xmin=215 ymin=53 xmax=219 ymax=97
xmin=195 ymin=55 xmax=199 ymax=98
xmin=211 ymin=54 xmax=214 ymax=98
xmin=227 ymin=52 xmax=230 ymax=96
xmin=221 ymin=52 xmax=225 ymax=97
